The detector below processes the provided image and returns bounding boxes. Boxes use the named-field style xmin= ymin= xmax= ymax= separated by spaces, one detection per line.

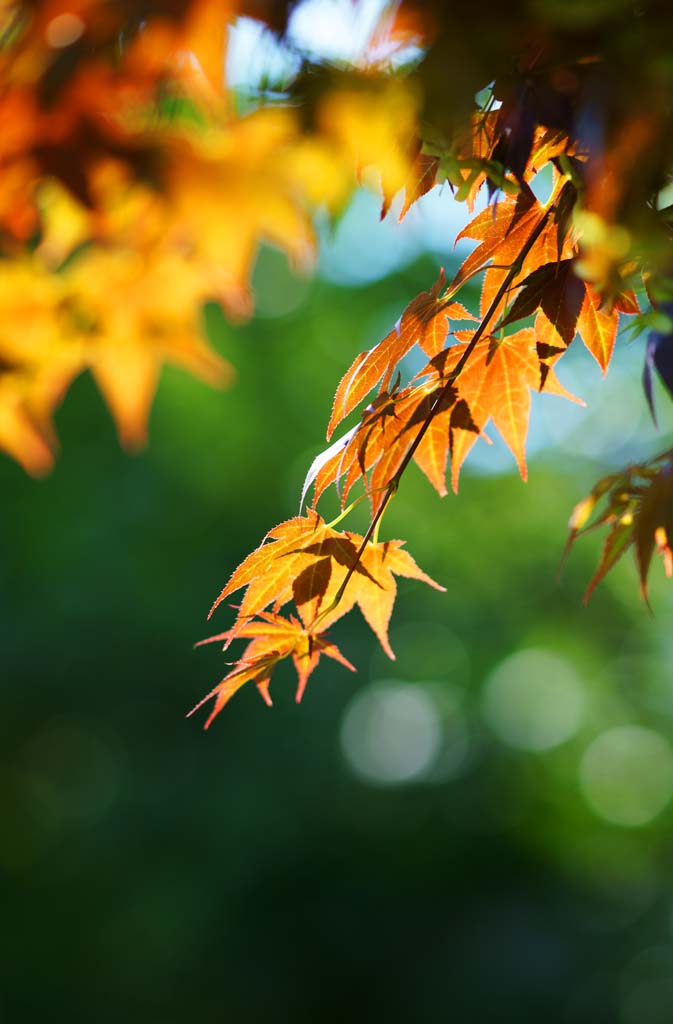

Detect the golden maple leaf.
xmin=192 ymin=610 xmax=356 ymax=726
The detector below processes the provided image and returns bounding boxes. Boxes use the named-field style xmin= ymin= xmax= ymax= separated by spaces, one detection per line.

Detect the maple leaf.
xmin=564 ymin=456 xmax=673 ymax=603
xmin=535 ymin=278 xmax=638 ymax=375
xmin=411 ymin=384 xmax=473 ymax=498
xmin=394 ymin=145 xmax=440 ymax=220
xmin=0 ymin=257 xmax=84 ymax=472
xmin=208 ymin=509 xmax=444 ymax=660
xmin=191 ymin=611 xmax=356 ymax=727
xmin=313 ymin=538 xmax=446 ymax=659
xmin=501 ymin=260 xmax=638 ymax=376
xmin=165 ymin=109 xmax=320 ymax=319
xmin=501 ymin=260 xmax=585 ymax=346
xmin=64 ymin=244 xmax=231 ymax=448
xmin=633 ymin=466 xmax=673 ymax=601
xmin=576 ymin=283 xmax=620 ymax=374
xmin=208 ymin=509 xmax=336 ymax=622
xmin=365 ymin=386 xmax=440 ymax=506
xmin=449 ymin=188 xmax=548 ymax=295
xmin=562 ymin=470 xmax=637 ymax=603
xmin=308 ymin=381 xmax=442 ymax=510
xmin=447 ymin=109 xmax=502 ymax=211
xmin=0 ymin=372 xmax=56 ymax=476
xmin=314 ymin=318 xmax=585 ymax=507
xmin=327 ymin=271 xmax=474 ymax=439
xmin=643 ymin=304 xmax=673 ymax=424
xmin=318 ymin=81 xmax=419 ymax=215
xmin=479 ymin=223 xmax=575 ymax=339
xmin=416 ymin=329 xmax=583 ymax=492
xmin=526 ymin=128 xmax=575 ymax=179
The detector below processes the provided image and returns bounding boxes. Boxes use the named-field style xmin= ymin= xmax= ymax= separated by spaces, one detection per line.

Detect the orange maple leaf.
xmin=479 ymin=202 xmax=575 ymax=324
xmin=309 ymin=383 xmax=438 ymax=510
xmin=312 ymin=538 xmax=446 ymax=659
xmin=327 ymin=271 xmax=474 ymax=439
xmin=575 ymin=284 xmax=619 ymax=373
xmin=450 ymin=188 xmax=549 ymax=295
xmin=416 ymin=328 xmax=584 ymax=492
xmin=208 ymin=510 xmax=444 ymax=659
xmin=396 ymin=147 xmax=440 ymax=221
xmin=532 ymin=275 xmax=638 ymax=374
xmin=191 ymin=611 xmax=356 ymax=727
xmin=208 ymin=509 xmax=338 ymax=623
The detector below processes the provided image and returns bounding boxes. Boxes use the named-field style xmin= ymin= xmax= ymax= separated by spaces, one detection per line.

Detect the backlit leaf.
xmin=576 ymin=284 xmax=619 ymax=373
xmin=207 ymin=508 xmax=444 ymax=668
xmin=450 ymin=188 xmax=547 ymax=294
xmin=326 ymin=270 xmax=471 ymax=439
xmin=191 ymin=611 xmax=355 ymax=726
xmin=421 ymin=329 xmax=583 ymax=491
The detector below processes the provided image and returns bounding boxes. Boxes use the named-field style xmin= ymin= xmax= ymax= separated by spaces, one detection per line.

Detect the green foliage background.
xmin=3 ymin=239 xmax=673 ymax=1022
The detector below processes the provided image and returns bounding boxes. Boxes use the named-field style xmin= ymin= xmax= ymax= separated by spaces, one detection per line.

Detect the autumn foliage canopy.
xmin=5 ymin=0 xmax=673 ymax=724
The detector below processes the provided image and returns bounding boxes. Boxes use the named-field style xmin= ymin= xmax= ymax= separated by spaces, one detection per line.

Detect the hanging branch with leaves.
xmin=5 ymin=2 xmax=673 ymax=723
xmin=191 ymin=137 xmax=646 ymax=725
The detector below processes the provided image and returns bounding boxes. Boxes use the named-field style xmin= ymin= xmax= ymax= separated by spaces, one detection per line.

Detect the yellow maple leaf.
xmin=64 ymin=244 xmax=231 ymax=448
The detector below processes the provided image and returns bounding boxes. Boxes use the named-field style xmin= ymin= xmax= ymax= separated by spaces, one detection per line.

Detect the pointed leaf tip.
xmin=192 ymin=611 xmax=356 ymax=724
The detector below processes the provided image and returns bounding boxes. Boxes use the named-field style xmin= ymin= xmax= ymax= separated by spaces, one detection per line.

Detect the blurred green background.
xmin=3 ymin=195 xmax=673 ymax=1023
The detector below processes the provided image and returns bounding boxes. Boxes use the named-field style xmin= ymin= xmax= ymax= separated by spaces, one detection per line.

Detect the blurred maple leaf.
xmin=0 ymin=1 xmax=422 ymax=472
xmin=65 ymin=244 xmax=231 ymax=447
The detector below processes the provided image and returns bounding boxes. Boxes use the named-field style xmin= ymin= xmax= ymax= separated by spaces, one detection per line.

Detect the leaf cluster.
xmin=194 ymin=138 xmax=645 ymax=724
xmin=3 ymin=2 xmax=673 ymax=722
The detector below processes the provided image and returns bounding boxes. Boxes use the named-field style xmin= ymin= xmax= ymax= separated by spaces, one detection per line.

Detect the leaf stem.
xmin=326 ymin=493 xmax=367 ymax=530
xmin=312 ymin=200 xmax=556 ymax=632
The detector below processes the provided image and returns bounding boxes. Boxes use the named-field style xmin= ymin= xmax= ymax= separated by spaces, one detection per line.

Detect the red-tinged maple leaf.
xmin=526 ymin=128 xmax=574 ymax=178
xmin=584 ymin=514 xmax=637 ymax=605
xmin=397 ymin=148 xmax=440 ymax=220
xmin=417 ymin=328 xmax=583 ymax=492
xmin=501 ymin=260 xmax=585 ymax=346
xmin=531 ymin=275 xmax=639 ymax=375
xmin=560 ymin=469 xmax=636 ymax=603
xmin=449 ymin=188 xmax=547 ymax=295
xmin=191 ymin=611 xmax=356 ymax=727
xmin=632 ymin=466 xmax=673 ymax=602
xmin=479 ymin=224 xmax=568 ymax=326
xmin=326 ymin=271 xmax=474 ymax=439
xmin=576 ymin=284 xmax=619 ymax=373
xmin=614 ymin=289 xmax=640 ymax=316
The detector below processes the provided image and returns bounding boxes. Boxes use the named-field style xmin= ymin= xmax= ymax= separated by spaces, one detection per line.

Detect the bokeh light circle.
xmin=580 ymin=726 xmax=673 ymax=827
xmin=482 ymin=648 xmax=586 ymax=751
xmin=340 ymin=681 xmax=442 ymax=785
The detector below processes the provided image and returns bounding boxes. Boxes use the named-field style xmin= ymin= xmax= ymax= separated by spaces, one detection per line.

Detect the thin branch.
xmin=311 ymin=201 xmax=556 ymax=631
